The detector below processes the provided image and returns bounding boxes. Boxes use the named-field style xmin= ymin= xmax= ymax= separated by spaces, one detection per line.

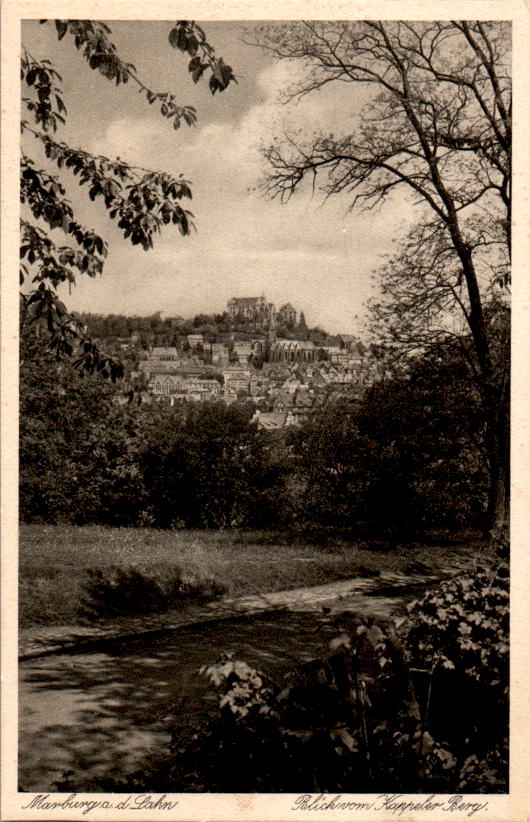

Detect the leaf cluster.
xmin=406 ymin=561 xmax=509 ymax=695
xmin=21 ymin=52 xmax=66 ymax=132
xmin=31 ymin=135 xmax=194 ymax=249
xmin=168 ymin=21 xmax=237 ymax=95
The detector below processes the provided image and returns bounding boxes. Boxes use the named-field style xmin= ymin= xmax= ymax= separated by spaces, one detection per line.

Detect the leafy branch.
xmin=21 ymin=286 xmax=124 ymax=381
xmin=168 ymin=21 xmax=237 ymax=94
xmin=20 ymin=220 xmax=105 ymax=288
xmin=22 ymin=130 xmax=194 ymax=249
xmin=37 ymin=19 xmax=236 ymax=131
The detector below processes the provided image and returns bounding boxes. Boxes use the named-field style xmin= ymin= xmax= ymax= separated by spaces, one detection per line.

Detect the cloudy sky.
xmin=22 ymin=20 xmax=416 ymax=334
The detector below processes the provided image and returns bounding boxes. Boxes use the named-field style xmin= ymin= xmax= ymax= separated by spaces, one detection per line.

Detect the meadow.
xmin=19 ymin=524 xmax=486 ymax=628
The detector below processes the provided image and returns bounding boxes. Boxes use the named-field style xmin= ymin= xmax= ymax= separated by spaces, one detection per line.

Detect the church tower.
xmin=265 ymin=302 xmax=277 ymax=361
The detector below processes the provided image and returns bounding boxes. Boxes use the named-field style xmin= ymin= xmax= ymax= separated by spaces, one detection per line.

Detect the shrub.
xmin=405 ymin=561 xmax=508 ymax=696
xmin=78 ymin=564 xmax=226 ymax=621
xmin=403 ymin=560 xmax=509 ymax=785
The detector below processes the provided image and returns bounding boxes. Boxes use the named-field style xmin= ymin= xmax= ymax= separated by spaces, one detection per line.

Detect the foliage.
xmin=404 ymin=560 xmax=509 ymax=791
xmin=291 ymin=345 xmax=489 ymax=534
xmin=407 ymin=561 xmax=509 ymax=778
xmin=21 ymin=19 xmax=235 ymax=368
xmin=406 ymin=561 xmax=509 ymax=705
xmin=19 ymin=322 xmax=144 ymax=525
xmin=139 ymin=401 xmax=289 ymax=529
xmin=160 ymin=564 xmax=508 ymax=793
xmin=79 ymin=563 xmax=226 ymax=621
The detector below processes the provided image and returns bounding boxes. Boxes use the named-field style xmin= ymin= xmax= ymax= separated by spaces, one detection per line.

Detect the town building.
xmin=209 ymin=343 xmax=230 ymax=366
xmin=140 ymin=345 xmax=204 ymax=374
xmin=222 ymin=366 xmax=252 ymax=398
xmin=337 ymin=334 xmax=362 ymax=353
xmin=269 ymin=339 xmax=316 ymax=363
xmin=232 ymin=341 xmax=254 ymax=363
xmin=149 ymin=372 xmax=221 ymax=402
xmin=227 ymin=295 xmax=277 ymax=331
xmin=149 ymin=346 xmax=179 ymax=364
xmin=187 ymin=334 xmax=204 ymax=349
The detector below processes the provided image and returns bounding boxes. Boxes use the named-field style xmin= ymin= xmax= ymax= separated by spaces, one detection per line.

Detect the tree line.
xmin=77 ymin=310 xmax=340 ymax=350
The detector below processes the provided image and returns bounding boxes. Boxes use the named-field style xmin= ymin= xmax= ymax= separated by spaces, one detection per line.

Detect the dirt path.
xmin=20 ymin=566 xmax=462 ymax=660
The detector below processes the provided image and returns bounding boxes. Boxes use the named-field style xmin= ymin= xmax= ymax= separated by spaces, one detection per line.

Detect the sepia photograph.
xmin=2 ymin=2 xmax=528 ymax=819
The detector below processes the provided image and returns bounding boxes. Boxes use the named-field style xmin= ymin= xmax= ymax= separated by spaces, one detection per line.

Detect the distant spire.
xmin=265 ymin=303 xmax=276 ymax=356
xmin=297 ymin=311 xmax=308 ymax=341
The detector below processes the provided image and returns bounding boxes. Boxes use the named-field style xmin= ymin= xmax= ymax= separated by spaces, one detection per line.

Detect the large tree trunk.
xmin=450 ymin=236 xmax=509 ymax=547
xmin=486 ymin=439 xmax=509 ymax=544
xmin=484 ymin=377 xmax=510 ymax=548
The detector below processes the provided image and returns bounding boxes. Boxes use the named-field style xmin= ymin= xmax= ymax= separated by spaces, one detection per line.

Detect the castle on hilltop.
xmin=227 ymin=295 xmax=297 ymax=328
xmin=228 ymin=295 xmax=274 ymax=323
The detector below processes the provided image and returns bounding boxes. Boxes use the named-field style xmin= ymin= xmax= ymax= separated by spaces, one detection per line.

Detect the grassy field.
xmin=19 ymin=524 xmax=487 ymax=629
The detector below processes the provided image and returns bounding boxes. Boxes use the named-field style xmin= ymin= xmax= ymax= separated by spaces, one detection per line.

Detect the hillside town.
xmin=84 ymin=295 xmax=384 ymax=428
